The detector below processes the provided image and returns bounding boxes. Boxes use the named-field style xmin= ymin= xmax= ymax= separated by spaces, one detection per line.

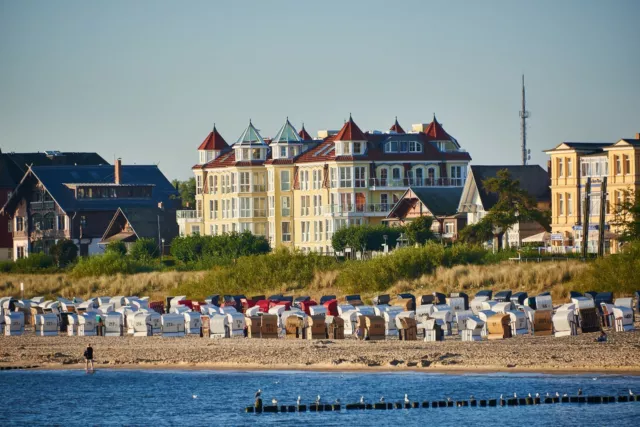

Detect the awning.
xmin=522 ymin=231 xmax=551 ymax=243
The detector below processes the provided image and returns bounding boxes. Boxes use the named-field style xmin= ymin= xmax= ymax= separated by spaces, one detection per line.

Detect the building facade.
xmin=544 ymin=134 xmax=640 ymax=253
xmin=0 ymin=160 xmax=179 ymax=258
xmin=457 ymin=165 xmax=551 ymax=248
xmin=192 ymin=115 xmax=471 ymax=253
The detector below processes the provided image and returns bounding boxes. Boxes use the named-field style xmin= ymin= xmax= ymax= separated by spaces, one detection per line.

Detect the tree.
xmin=331 ymin=224 xmax=404 ymax=253
xmin=171 ymin=177 xmax=196 ymax=208
xmin=610 ymin=189 xmax=640 ymax=242
xmin=49 ymin=239 xmax=78 ymax=267
xmin=105 ymin=241 xmax=127 ymax=256
xmin=129 ymin=238 xmax=158 ymax=261
xmin=460 ymin=169 xmax=550 ymax=250
xmin=404 ymin=216 xmax=435 ymax=245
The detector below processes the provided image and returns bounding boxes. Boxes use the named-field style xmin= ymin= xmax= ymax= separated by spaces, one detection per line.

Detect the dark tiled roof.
xmin=411 ymin=187 xmax=464 ymax=216
xmin=470 ymin=165 xmax=551 ymax=210
xmin=299 ymin=125 xmax=313 ymax=141
xmin=101 ymin=207 xmax=178 ymax=244
xmin=620 ymin=138 xmax=640 ymax=146
xmin=28 ymin=165 xmax=179 ymax=212
xmin=0 ymin=151 xmax=107 ymax=188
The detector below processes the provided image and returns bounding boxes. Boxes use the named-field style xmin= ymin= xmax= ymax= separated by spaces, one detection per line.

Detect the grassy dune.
xmin=0 ymin=261 xmax=587 ymax=304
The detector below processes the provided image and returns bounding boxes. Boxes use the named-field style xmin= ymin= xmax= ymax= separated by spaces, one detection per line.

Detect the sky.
xmin=1 ymin=0 xmax=639 ymax=180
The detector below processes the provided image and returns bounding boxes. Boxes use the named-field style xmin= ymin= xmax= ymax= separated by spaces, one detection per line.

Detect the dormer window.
xmin=343 ymin=143 xmax=352 ymax=155
xmin=385 ymin=140 xmax=422 ymax=153
xmin=252 ymin=148 xmax=264 ymax=160
xmin=353 ymin=142 xmax=363 ymax=154
xmin=280 ymin=146 xmax=287 ymax=158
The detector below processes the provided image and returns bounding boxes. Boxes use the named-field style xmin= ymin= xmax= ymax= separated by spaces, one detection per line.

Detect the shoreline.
xmin=5 ymin=362 xmax=640 ymax=376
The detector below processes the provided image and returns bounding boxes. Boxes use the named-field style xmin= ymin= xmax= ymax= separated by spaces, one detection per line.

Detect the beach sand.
xmin=1 ymin=327 xmax=639 ymax=374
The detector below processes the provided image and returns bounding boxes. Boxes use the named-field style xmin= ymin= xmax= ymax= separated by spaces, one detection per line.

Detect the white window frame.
xmin=281 ymin=170 xmax=290 ymax=191
xmin=282 ymin=222 xmax=291 ymax=242
xmin=281 ymin=196 xmax=291 ymax=217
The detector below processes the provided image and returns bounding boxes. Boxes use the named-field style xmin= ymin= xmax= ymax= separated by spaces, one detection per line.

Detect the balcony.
xmin=369 ymin=177 xmax=464 ymax=189
xmin=177 ymin=210 xmax=202 ymax=222
xmin=323 ymin=203 xmax=392 ymax=216
xmin=30 ymin=201 xmax=55 ymax=211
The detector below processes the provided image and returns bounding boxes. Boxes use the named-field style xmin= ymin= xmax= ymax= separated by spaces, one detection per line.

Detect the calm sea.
xmin=0 ymin=370 xmax=638 ymax=426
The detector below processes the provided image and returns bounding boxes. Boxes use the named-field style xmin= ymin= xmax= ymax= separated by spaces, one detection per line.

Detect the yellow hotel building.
xmin=191 ymin=116 xmax=471 ymax=252
xmin=544 ymin=133 xmax=640 ymax=253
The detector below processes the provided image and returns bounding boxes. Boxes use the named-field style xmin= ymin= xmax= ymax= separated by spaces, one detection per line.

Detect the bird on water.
xmin=296 ymin=396 xmax=301 ymax=405
xmin=360 ymin=396 xmax=365 ymax=404
xmin=271 ymin=398 xmax=278 ymax=405
xmin=255 ymin=389 xmax=262 ymax=398
xmin=380 ymin=396 xmax=385 ymax=403
xmin=578 ymin=388 xmax=583 ymax=396
xmin=404 ymin=394 xmax=410 ymax=404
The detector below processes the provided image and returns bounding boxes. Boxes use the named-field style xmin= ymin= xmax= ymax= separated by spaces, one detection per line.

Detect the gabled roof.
xmin=386 ymin=187 xmax=464 ymax=220
xmin=605 ymin=138 xmax=640 ymax=149
xmin=100 ymin=207 xmax=172 ymax=244
xmin=543 ymin=142 xmax=613 ymax=153
xmin=334 ymin=115 xmax=367 ymax=141
xmin=389 ymin=117 xmax=405 ymax=134
xmin=0 ymin=151 xmax=107 ymax=188
xmin=235 ymin=121 xmax=267 ymax=146
xmin=298 ymin=124 xmax=313 ymax=141
xmin=272 ymin=118 xmax=302 ymax=144
xmin=468 ymin=165 xmax=551 ymax=210
xmin=198 ymin=125 xmax=229 ymax=150
xmin=1 ymin=164 xmax=179 ymax=215
xmin=423 ymin=115 xmax=453 ymax=141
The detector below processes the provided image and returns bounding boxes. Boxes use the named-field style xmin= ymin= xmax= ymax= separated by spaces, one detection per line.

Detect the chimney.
xmin=115 ymin=158 xmax=121 ymax=184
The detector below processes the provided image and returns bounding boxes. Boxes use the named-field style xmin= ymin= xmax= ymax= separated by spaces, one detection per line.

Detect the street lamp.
xmin=79 ymin=216 xmax=87 ymax=239
xmin=383 ymin=234 xmax=388 ymax=252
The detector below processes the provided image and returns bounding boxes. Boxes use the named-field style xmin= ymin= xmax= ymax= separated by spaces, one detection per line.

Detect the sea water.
xmin=0 ymin=370 xmax=639 ymax=426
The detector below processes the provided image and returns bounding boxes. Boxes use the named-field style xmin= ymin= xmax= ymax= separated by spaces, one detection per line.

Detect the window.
xmin=222 ymin=224 xmax=228 ymax=234
xmin=196 ymin=175 xmax=202 ymax=194
xmin=409 ymin=141 xmax=422 ymax=152
xmin=253 ymin=172 xmax=264 ymax=191
xmin=16 ymin=217 xmax=24 ymax=232
xmin=281 ymin=170 xmax=290 ymax=191
xmin=241 ymin=148 xmax=249 ymax=161
xmin=268 ymin=196 xmax=275 ymax=217
xmin=616 ymin=155 xmax=622 ymax=175
xmin=450 ymin=166 xmax=463 ymax=185
xmin=192 ymin=225 xmax=200 ymax=235
xmin=314 ymin=220 xmax=323 ymax=241
xmin=385 ymin=141 xmax=398 ymax=152
xmin=353 ymin=142 xmax=362 ymax=154
xmin=281 ymin=196 xmax=291 ymax=216
xmin=558 ymin=158 xmax=564 ymax=177
xmin=196 ymin=200 xmax=203 ymax=218
xmin=339 ymin=167 xmax=352 ymax=188
xmin=380 ymin=193 xmax=388 ymax=210
xmin=558 ymin=193 xmax=564 ymax=216
xmin=624 ymin=155 xmax=631 ymax=175
xmin=213 ymin=200 xmax=219 ymax=219
xmin=252 ymin=148 xmax=262 ymax=160
xmin=282 ymin=222 xmax=291 ymax=242
xmin=414 ymin=168 xmax=424 ymax=186
xmin=17 ymin=246 xmax=25 ymax=259
xmin=267 ymin=170 xmax=274 ymax=192
xmin=380 ymin=168 xmax=388 ymax=186
xmin=240 ymin=197 xmax=251 ymax=218
xmin=280 ymin=146 xmax=287 ymax=158
xmin=330 ymin=168 xmax=337 ymax=188
xmin=444 ymin=222 xmax=454 ymax=235
xmin=253 ymin=197 xmax=266 ymax=217
xmin=385 ymin=140 xmax=421 ymax=153
xmin=239 ymin=223 xmax=251 ymax=233
xmin=209 ymin=200 xmax=214 ymax=219
xmin=567 ymin=158 xmax=573 ymax=177
xmin=231 ymin=173 xmax=236 ymax=192
xmin=7 ymin=220 xmax=12 ymax=233
xmin=314 ymin=195 xmax=322 ymax=215
xmin=240 ymin=172 xmax=250 ymax=192
xmin=355 ymin=166 xmax=366 ymax=188
xmin=300 ymin=170 xmax=309 ymax=190
xmin=312 ymin=170 xmax=319 ymax=190
xmin=567 ymin=193 xmax=573 ymax=216
xmin=213 ymin=175 xmax=219 ymax=194
xmin=254 ymin=223 xmax=266 ymax=236
xmin=326 ymin=219 xmax=331 ymax=240
xmin=392 ymin=167 xmax=401 ymax=184
xmin=301 ymin=195 xmax=310 ymax=216
xmin=210 ymin=224 xmax=214 ymax=235
xmin=301 ymin=221 xmax=310 ymax=242
xmin=231 ymin=198 xmax=236 ymax=218
xmin=343 ymin=142 xmax=352 ymax=155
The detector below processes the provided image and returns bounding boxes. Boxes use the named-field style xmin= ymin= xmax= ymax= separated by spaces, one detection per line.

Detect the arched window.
xmin=392 ymin=167 xmax=402 ymax=185
xmin=43 ymin=213 xmax=55 ymax=230
xmin=415 ymin=168 xmax=424 ymax=186
xmin=379 ymin=168 xmax=388 ymax=186
xmin=428 ymin=167 xmax=436 ymax=185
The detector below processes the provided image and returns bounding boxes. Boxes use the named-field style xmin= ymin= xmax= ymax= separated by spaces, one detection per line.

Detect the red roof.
xmin=299 ymin=125 xmax=313 ymax=141
xmin=424 ymin=115 xmax=452 ymax=141
xmin=390 ymin=117 xmax=405 ymax=134
xmin=334 ymin=116 xmax=367 ymax=141
xmin=197 ymin=126 xmax=229 ymax=150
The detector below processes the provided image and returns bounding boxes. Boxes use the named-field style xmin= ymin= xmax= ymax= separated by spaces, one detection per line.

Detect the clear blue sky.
xmin=1 ymin=0 xmax=639 ymax=180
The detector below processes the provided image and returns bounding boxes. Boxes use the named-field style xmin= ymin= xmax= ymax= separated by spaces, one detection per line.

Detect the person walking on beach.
xmin=84 ymin=344 xmax=94 ymax=373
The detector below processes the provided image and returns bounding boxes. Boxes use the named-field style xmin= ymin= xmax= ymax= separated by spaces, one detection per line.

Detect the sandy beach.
xmin=2 ymin=327 xmax=639 ymax=374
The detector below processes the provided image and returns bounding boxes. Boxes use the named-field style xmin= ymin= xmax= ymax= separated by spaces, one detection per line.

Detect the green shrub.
xmin=129 ymin=238 xmax=158 ymax=261
xmin=170 ymin=232 xmax=270 ymax=264
xmin=49 ymin=239 xmax=78 ymax=267
xmin=105 ymin=241 xmax=127 ymax=256
xmin=405 ymin=216 xmax=435 ymax=245
xmin=71 ymin=253 xmax=160 ymax=277
xmin=332 ymin=224 xmax=404 ymax=252
xmin=12 ymin=253 xmax=56 ymax=273
xmin=573 ymin=241 xmax=640 ymax=295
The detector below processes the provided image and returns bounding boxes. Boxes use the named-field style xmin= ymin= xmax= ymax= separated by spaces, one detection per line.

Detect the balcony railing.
xmin=369 ymin=177 xmax=464 ymax=188
xmin=30 ymin=201 xmax=55 ymax=210
xmin=177 ymin=210 xmax=202 ymax=221
xmin=322 ymin=203 xmax=392 ymax=215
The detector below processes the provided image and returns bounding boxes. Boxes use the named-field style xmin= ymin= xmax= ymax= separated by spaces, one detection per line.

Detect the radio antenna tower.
xmin=519 ymin=75 xmax=531 ymax=165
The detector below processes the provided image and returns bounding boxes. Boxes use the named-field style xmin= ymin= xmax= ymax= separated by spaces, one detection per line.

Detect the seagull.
xmin=380 ymin=396 xmax=385 ymax=403
xmin=513 ymin=392 xmax=518 ymax=398
xmin=335 ymin=399 xmax=341 ymax=404
xmin=404 ymin=394 xmax=410 ymax=404
xmin=316 ymin=395 xmax=321 ymax=404
xmin=629 ymin=390 xmax=634 ymax=396
xmin=555 ymin=392 xmax=560 ymax=398
xmin=297 ymin=396 xmax=301 ymax=405
xmin=272 ymin=398 xmax=278 ymax=405
xmin=535 ymin=393 xmax=539 ymax=398
xmin=192 ymin=395 xmax=198 ymax=399
xmin=447 ymin=397 xmax=452 ymax=402
xmin=578 ymin=388 xmax=583 ymax=396
xmin=255 ymin=389 xmax=262 ymax=398
xmin=274 ymin=380 xmax=280 ymax=385
xmin=360 ymin=396 xmax=365 ymax=404
xmin=528 ymin=393 xmax=532 ymax=398
xmin=546 ymin=393 xmax=550 ymax=398
xmin=592 ymin=377 xmax=598 ymax=381
xmin=563 ymin=394 xmax=568 ymax=397
xmin=500 ymin=394 xmax=503 ymax=400
xmin=470 ymin=395 xmax=474 ymax=400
